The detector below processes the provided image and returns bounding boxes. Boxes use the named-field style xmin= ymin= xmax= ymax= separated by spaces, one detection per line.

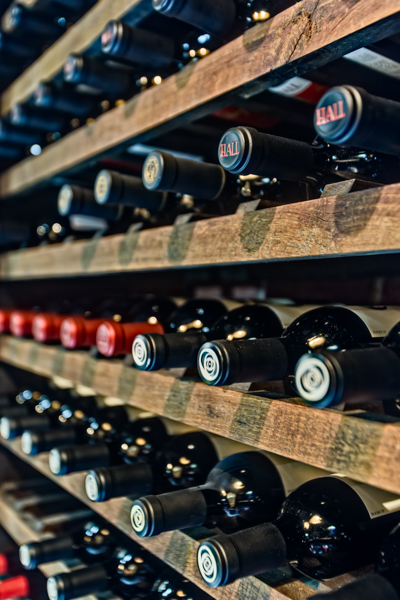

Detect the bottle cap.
xmin=63 ymin=54 xmax=84 ymax=84
xmin=21 ymin=431 xmax=36 ymax=455
xmin=131 ymin=496 xmax=162 ymax=537
xmin=314 ymin=86 xmax=361 ymax=145
xmin=132 ymin=333 xmax=166 ymax=371
xmin=0 ymin=575 xmax=30 ymax=600
xmin=32 ymin=312 xmax=63 ymax=343
xmin=94 ymin=170 xmax=115 ymax=204
xmin=197 ymin=538 xmax=239 ymax=588
xmin=47 ymin=575 xmax=65 ymax=600
xmin=0 ymin=417 xmax=14 ymax=440
xmin=97 ymin=321 xmax=164 ymax=357
xmin=57 ymin=185 xmax=75 ymax=216
xmin=0 ymin=309 xmax=12 ymax=333
xmin=10 ymin=310 xmax=35 ymax=337
xmin=218 ymin=127 xmax=253 ymax=174
xmin=60 ymin=316 xmax=104 ymax=349
xmin=49 ymin=444 xmax=111 ymax=475
xmin=0 ymin=554 xmax=8 ymax=576
xmin=19 ymin=544 xmax=38 ymax=570
xmin=197 ymin=341 xmax=236 ymax=386
xmin=295 ymin=353 xmax=336 ymax=408
xmin=49 ymin=447 xmax=64 ymax=475
xmin=142 ymin=151 xmax=176 ymax=191
xmin=85 ymin=470 xmax=107 ymax=502
xmin=34 ymin=83 xmax=52 ymax=107
xmin=101 ymin=21 xmax=123 ymax=54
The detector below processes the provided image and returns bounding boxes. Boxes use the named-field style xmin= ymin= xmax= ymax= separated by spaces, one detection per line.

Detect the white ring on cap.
xmin=85 ymin=473 xmax=100 ymax=501
xmin=132 ymin=337 xmax=150 ymax=369
xmin=49 ymin=449 xmax=62 ymax=475
xmin=198 ymin=347 xmax=221 ymax=383
xmin=295 ymin=355 xmax=331 ymax=403
xmin=197 ymin=545 xmax=219 ymax=586
xmin=131 ymin=504 xmax=146 ymax=532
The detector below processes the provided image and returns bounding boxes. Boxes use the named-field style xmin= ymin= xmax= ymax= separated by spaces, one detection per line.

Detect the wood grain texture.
xmin=2 ymin=0 xmax=400 ymax=197
xmin=1 ymin=336 xmax=400 ymax=495
xmin=2 ymin=184 xmax=400 ymax=278
xmin=0 ymin=0 xmax=152 ymax=117
xmin=0 ymin=497 xmax=105 ymax=598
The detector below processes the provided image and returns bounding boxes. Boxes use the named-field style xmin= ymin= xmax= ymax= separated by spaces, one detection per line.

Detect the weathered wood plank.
xmin=1 ymin=336 xmax=400 ymax=494
xmin=1 ymin=185 xmax=400 ymax=278
xmin=1 ymin=0 xmax=400 ymax=197
xmin=0 ymin=0 xmax=153 ymax=117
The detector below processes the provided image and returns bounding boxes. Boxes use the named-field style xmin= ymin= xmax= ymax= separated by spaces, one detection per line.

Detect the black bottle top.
xmin=3 ymin=4 xmax=65 ymax=39
xmin=142 ymin=150 xmax=230 ymax=201
xmin=152 ymin=0 xmax=237 ymax=38
xmin=94 ymin=169 xmax=165 ymax=212
xmin=0 ymin=120 xmax=40 ymax=146
xmin=10 ymin=104 xmax=67 ymax=133
xmin=101 ymin=21 xmax=177 ymax=70
xmin=84 ymin=431 xmax=219 ymax=503
xmin=58 ymin=184 xmax=122 ymax=222
xmin=314 ymin=86 xmax=400 ymax=156
xmin=49 ymin=414 xmax=168 ymax=476
xmin=19 ymin=521 xmax=116 ymax=570
xmin=197 ymin=306 xmax=400 ymax=386
xmin=294 ymin=319 xmax=400 ymax=409
xmin=47 ymin=547 xmax=156 ymax=600
xmin=196 ymin=476 xmax=400 ymax=587
xmin=311 ymin=523 xmax=400 ymax=600
xmin=63 ymin=54 xmax=133 ymax=97
xmin=132 ymin=303 xmax=283 ymax=372
xmin=130 ymin=451 xmax=285 ymax=537
xmin=33 ymin=82 xmax=97 ymax=118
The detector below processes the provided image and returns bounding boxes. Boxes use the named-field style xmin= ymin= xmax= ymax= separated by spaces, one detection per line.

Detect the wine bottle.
xmin=130 ymin=450 xmax=326 ymax=537
xmin=294 ymin=319 xmax=400 ymax=409
xmin=20 ymin=395 xmax=98 ymax=456
xmin=196 ymin=476 xmax=400 ymax=587
xmin=84 ymin=430 xmax=223 ymax=503
xmin=32 ymin=310 xmax=79 ymax=344
xmin=0 ymin=120 xmax=39 ymax=146
xmin=0 ymin=31 xmax=40 ymax=60
xmin=33 ymin=82 xmax=97 ymax=118
xmin=132 ymin=298 xmax=234 ymax=371
xmin=48 ymin=408 xmax=169 ymax=475
xmin=9 ymin=310 xmax=39 ymax=338
xmin=0 ymin=393 xmax=69 ymax=440
xmin=0 ymin=308 xmax=13 ymax=333
xmin=218 ymin=125 xmax=392 ymax=190
xmin=2 ymin=3 xmax=65 ymax=40
xmin=132 ymin=302 xmax=311 ymax=372
xmin=0 ymin=551 xmax=21 ymax=577
xmin=310 ymin=523 xmax=400 ymax=600
xmin=95 ymin=297 xmax=177 ymax=357
xmin=63 ymin=54 xmax=134 ymax=98
xmin=46 ymin=547 xmax=156 ymax=600
xmin=19 ymin=520 xmax=116 ymax=570
xmin=0 ymin=572 xmax=47 ymax=599
xmin=101 ymin=21 xmax=177 ymax=70
xmin=197 ymin=306 xmax=400 ymax=386
xmin=10 ymin=104 xmax=67 ymax=134
xmin=57 ymin=184 xmax=123 ymax=222
xmin=94 ymin=169 xmax=165 ymax=213
xmin=314 ymin=86 xmax=400 ymax=156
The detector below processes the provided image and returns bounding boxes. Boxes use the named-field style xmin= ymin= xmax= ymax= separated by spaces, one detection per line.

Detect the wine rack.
xmin=0 ymin=493 xmax=117 ymax=600
xmin=0 ymin=0 xmax=400 ymax=599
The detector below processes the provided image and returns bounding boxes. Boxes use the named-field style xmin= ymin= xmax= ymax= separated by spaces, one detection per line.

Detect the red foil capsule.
xmin=32 ymin=312 xmax=65 ymax=343
xmin=9 ymin=311 xmax=36 ymax=337
xmin=0 ymin=575 xmax=30 ymax=599
xmin=96 ymin=320 xmax=165 ymax=357
xmin=0 ymin=309 xmax=13 ymax=333
xmin=0 ymin=554 xmax=9 ymax=576
xmin=60 ymin=316 xmax=112 ymax=350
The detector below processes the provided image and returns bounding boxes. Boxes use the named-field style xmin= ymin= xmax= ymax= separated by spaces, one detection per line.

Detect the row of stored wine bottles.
xmin=2 ymin=300 xmax=400 ymax=408
xmin=0 ymin=475 xmax=206 ymax=600
xmin=1 ymin=376 xmax=400 ymax=598
xmin=2 ymin=80 xmax=400 ymax=252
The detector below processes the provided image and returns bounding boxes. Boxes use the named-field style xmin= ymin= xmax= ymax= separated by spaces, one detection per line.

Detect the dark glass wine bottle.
xmin=0 ymin=571 xmax=47 ymax=599
xmin=197 ymin=306 xmax=400 ymax=386
xmin=314 ymin=86 xmax=400 ymax=156
xmin=94 ymin=169 xmax=166 ymax=213
xmin=95 ymin=296 xmax=176 ymax=357
xmin=48 ymin=410 xmax=170 ymax=476
xmin=196 ymin=476 xmax=400 ymax=587
xmin=33 ymin=82 xmax=97 ymax=118
xmin=0 ymin=120 xmax=39 ymax=147
xmin=0 ymin=31 xmax=40 ymax=61
xmin=130 ymin=450 xmax=325 ymax=537
xmin=132 ymin=302 xmax=310 ymax=372
xmin=63 ymin=54 xmax=134 ymax=98
xmin=132 ymin=298 xmax=233 ymax=371
xmin=295 ymin=319 xmax=400 ymax=409
xmin=218 ymin=125 xmax=396 ymax=192
xmin=2 ymin=3 xmax=65 ymax=41
xmin=84 ymin=430 xmax=219 ymax=503
xmin=19 ymin=520 xmax=116 ymax=570
xmin=10 ymin=104 xmax=67 ymax=134
xmin=57 ymin=183 xmax=123 ymax=223
xmin=310 ymin=522 xmax=400 ymax=600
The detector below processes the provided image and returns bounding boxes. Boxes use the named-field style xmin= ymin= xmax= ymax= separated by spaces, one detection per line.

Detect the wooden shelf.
xmin=0 ymin=495 xmax=111 ymax=600
xmin=2 ymin=185 xmax=400 ymax=278
xmin=0 ymin=0 xmax=152 ymax=117
xmin=1 ymin=335 xmax=400 ymax=496
xmin=1 ymin=0 xmax=400 ymax=198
